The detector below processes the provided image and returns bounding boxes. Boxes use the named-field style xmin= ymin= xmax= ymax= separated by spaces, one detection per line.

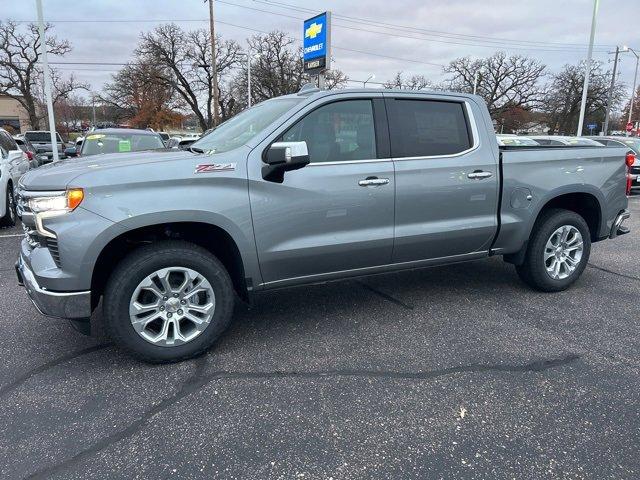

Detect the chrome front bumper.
xmin=15 ymin=257 xmax=92 ymax=320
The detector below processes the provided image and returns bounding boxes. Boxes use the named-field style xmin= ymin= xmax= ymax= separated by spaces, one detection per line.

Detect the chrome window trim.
xmin=307 ymin=158 xmax=390 ymax=167
xmin=390 ymin=100 xmax=481 ymax=161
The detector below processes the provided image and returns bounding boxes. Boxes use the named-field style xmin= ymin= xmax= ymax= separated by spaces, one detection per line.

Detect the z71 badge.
xmin=195 ymin=163 xmax=236 ymax=174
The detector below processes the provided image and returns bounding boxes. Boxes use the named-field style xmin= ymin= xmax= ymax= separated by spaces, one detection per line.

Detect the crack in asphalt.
xmin=588 ymin=263 xmax=640 ymax=281
xmin=0 ymin=344 xmax=111 ymax=398
xmin=25 ymin=354 xmax=209 ymax=480
xmin=357 ymin=281 xmax=414 ymax=310
xmin=24 ymin=353 xmax=579 ymax=479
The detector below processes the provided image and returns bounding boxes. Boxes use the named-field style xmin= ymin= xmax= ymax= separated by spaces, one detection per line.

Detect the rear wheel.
xmin=103 ymin=240 xmax=235 ymax=363
xmin=0 ymin=183 xmax=16 ymax=227
xmin=516 ymin=209 xmax=591 ymax=292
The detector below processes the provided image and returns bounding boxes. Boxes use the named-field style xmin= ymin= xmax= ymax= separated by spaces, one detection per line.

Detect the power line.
xmin=252 ymin=0 xmax=616 ymax=50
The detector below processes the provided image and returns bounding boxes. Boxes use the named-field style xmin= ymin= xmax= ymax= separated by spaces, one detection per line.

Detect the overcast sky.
xmin=6 ymin=0 xmax=640 ymax=96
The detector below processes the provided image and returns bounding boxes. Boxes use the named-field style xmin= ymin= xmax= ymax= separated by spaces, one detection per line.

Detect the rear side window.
xmin=387 ymin=99 xmax=472 ymax=158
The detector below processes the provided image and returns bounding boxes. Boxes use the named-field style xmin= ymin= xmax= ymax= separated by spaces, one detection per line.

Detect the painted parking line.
xmin=0 ymin=234 xmax=23 ymax=238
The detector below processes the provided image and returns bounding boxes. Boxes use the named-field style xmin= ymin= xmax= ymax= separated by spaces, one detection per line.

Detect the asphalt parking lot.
xmin=0 ymin=198 xmax=638 ymax=480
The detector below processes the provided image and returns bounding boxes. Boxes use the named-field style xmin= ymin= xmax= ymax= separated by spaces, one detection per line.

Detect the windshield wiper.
xmin=188 ymin=146 xmax=205 ymax=154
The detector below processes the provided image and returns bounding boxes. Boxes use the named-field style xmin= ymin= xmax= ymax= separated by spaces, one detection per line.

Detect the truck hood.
xmin=19 ymin=149 xmax=194 ymax=190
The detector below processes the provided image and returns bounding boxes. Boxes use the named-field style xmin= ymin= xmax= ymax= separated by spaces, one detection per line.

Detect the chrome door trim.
xmin=258 ymin=250 xmax=489 ymax=289
xmin=307 ymin=158 xmax=391 ymax=167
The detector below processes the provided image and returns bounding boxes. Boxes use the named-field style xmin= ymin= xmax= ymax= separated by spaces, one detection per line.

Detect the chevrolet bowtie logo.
xmin=305 ymin=22 xmax=322 ymax=39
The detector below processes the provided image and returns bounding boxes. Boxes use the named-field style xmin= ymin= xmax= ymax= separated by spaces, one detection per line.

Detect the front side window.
xmin=280 ymin=100 xmax=376 ymax=163
xmin=387 ymin=99 xmax=472 ymax=158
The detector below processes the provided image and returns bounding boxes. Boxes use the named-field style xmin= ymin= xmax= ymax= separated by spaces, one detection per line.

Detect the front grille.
xmin=631 ymin=166 xmax=640 ymax=175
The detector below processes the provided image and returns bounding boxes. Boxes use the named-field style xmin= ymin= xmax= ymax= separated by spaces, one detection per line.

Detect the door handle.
xmin=358 ymin=177 xmax=390 ymax=187
xmin=467 ymin=170 xmax=493 ymax=179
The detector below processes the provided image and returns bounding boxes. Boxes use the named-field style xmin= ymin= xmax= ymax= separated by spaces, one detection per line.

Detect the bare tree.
xmin=230 ymin=32 xmax=348 ymax=110
xmin=0 ymin=21 xmax=86 ymax=129
xmin=445 ymin=52 xmax=545 ymax=116
xmin=383 ymin=71 xmax=432 ymax=90
xmin=100 ymin=62 xmax=184 ymax=129
xmin=542 ymin=61 xmax=625 ymax=135
xmin=136 ymin=24 xmax=242 ymax=130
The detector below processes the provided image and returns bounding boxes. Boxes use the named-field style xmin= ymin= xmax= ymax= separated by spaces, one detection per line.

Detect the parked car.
xmin=496 ymin=135 xmax=540 ymax=146
xmin=529 ymin=135 xmax=603 ymax=147
xmin=23 ymin=131 xmax=67 ymax=163
xmin=588 ymin=136 xmax=640 ymax=192
xmin=79 ymin=129 xmax=165 ymax=157
xmin=14 ymin=137 xmax=40 ymax=169
xmin=15 ymin=87 xmax=630 ymax=362
xmin=0 ymin=128 xmax=30 ymax=226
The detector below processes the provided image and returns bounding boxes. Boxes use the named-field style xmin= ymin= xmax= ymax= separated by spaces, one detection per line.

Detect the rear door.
xmin=385 ymin=94 xmax=499 ymax=262
xmin=248 ymin=94 xmax=395 ymax=285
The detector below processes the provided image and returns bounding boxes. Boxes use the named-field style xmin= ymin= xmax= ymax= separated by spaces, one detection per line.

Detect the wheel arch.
xmin=90 ymin=217 xmax=254 ymax=309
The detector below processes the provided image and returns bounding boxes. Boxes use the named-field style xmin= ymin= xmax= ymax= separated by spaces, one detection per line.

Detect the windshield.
xmin=498 ymin=136 xmax=539 ymax=146
xmin=81 ymin=132 xmax=164 ymax=156
xmin=25 ymin=132 xmax=63 ymax=143
xmin=192 ymin=97 xmax=303 ymax=154
xmin=565 ymin=138 xmax=601 ymax=146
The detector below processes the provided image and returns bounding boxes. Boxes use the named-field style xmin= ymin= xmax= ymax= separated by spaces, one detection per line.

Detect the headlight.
xmin=28 ymin=189 xmax=84 ymax=240
xmin=28 ymin=188 xmax=84 ymax=214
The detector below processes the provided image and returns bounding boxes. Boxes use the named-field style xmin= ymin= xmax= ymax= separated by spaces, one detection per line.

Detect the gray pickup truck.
xmin=15 ymin=87 xmax=631 ymax=362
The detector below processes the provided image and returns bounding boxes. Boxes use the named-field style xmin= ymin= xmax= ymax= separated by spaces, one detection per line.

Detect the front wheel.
xmin=516 ymin=209 xmax=591 ymax=292
xmin=103 ymin=240 xmax=235 ymax=363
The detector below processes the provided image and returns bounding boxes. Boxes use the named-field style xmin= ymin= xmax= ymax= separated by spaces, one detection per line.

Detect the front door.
xmin=385 ymin=95 xmax=499 ymax=263
xmin=248 ymin=97 xmax=395 ymax=286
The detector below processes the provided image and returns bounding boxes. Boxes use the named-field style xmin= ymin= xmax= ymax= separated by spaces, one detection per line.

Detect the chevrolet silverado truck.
xmin=14 ymin=87 xmax=632 ymax=363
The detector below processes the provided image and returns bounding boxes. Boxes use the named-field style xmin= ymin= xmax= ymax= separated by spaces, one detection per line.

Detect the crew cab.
xmin=14 ymin=87 xmax=631 ymax=362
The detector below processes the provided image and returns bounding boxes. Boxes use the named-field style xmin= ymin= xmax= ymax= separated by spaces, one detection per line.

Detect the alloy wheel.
xmin=544 ymin=225 xmax=584 ymax=280
xmin=129 ymin=267 xmax=216 ymax=346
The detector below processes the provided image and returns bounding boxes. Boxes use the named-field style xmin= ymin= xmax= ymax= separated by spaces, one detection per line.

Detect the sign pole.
xmin=35 ymin=0 xmax=59 ymax=162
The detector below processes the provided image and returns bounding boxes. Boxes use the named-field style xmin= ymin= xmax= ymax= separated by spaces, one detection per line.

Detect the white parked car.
xmin=0 ymin=128 xmax=30 ymax=226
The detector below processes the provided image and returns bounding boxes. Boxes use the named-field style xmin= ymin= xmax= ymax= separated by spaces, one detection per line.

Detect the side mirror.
xmin=64 ymin=146 xmax=77 ymax=157
xmin=262 ymin=141 xmax=310 ymax=183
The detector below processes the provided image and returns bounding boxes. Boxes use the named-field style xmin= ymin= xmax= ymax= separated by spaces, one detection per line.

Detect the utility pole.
xmin=207 ymin=0 xmax=221 ymax=126
xmin=626 ymin=48 xmax=639 ymax=130
xmin=576 ymin=0 xmax=600 ymax=137
xmin=603 ymin=45 xmax=621 ymax=135
xmin=35 ymin=0 xmax=59 ymax=162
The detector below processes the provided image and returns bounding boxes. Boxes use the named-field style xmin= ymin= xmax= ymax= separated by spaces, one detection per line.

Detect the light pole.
xmin=473 ymin=69 xmax=482 ymax=95
xmin=363 ymin=74 xmax=375 ymax=88
xmin=207 ymin=0 xmax=221 ymax=126
xmin=35 ymin=0 xmax=59 ymax=162
xmin=625 ymin=47 xmax=640 ymax=131
xmin=603 ymin=45 xmax=622 ymax=135
xmin=577 ymin=0 xmax=600 ymax=137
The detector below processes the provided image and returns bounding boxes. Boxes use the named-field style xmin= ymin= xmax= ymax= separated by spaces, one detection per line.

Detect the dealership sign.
xmin=303 ymin=12 xmax=331 ymax=73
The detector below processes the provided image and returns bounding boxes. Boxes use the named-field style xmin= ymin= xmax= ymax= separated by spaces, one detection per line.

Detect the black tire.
xmin=516 ymin=208 xmax=591 ymax=292
xmin=0 ymin=183 xmax=16 ymax=227
xmin=103 ymin=240 xmax=235 ymax=363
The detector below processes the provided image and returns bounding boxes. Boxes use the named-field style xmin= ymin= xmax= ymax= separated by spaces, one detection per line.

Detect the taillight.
xmin=626 ymin=151 xmax=635 ymax=196
xmin=625 ymin=151 xmax=636 ymax=167
xmin=25 ymin=151 xmax=33 ymax=160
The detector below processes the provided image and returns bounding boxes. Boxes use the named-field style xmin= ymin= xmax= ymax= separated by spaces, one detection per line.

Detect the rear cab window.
xmin=386 ymin=99 xmax=473 ymax=158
